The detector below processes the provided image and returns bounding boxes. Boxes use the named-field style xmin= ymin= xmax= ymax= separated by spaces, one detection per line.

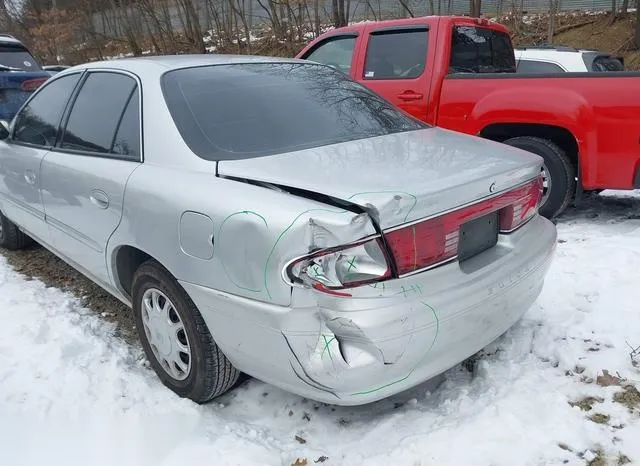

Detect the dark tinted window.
xmin=516 ymin=59 xmax=565 ymax=73
xmin=590 ymin=55 xmax=625 ymax=72
xmin=0 ymin=44 xmax=41 ymax=71
xmin=364 ymin=29 xmax=428 ymax=80
xmin=304 ymin=36 xmax=356 ymax=75
xmin=112 ymin=88 xmax=140 ymax=160
xmin=162 ymin=63 xmax=425 ymax=161
xmin=12 ymin=73 xmax=81 ymax=147
xmin=62 ymin=72 xmax=136 ymax=155
xmin=450 ymin=26 xmax=515 ymax=73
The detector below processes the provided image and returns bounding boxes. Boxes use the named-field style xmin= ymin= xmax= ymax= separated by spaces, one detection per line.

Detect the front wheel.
xmin=503 ymin=136 xmax=575 ymax=219
xmin=132 ymin=260 xmax=240 ymax=403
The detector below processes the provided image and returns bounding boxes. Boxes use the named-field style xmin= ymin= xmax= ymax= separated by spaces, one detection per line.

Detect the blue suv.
xmin=0 ymin=34 xmax=50 ymax=121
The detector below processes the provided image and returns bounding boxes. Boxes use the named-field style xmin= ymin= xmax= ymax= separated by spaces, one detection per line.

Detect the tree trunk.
xmin=470 ymin=0 xmax=481 ymax=17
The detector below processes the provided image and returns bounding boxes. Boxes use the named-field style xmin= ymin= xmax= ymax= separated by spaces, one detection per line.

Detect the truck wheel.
xmin=503 ymin=136 xmax=575 ymax=219
xmin=132 ymin=259 xmax=240 ymax=403
xmin=0 ymin=210 xmax=33 ymax=250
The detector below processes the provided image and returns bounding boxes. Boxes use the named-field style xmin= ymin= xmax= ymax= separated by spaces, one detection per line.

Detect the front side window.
xmin=449 ymin=26 xmax=515 ymax=74
xmin=61 ymin=72 xmax=138 ymax=156
xmin=12 ymin=73 xmax=81 ymax=147
xmin=363 ymin=29 xmax=428 ymax=80
xmin=0 ymin=44 xmax=41 ymax=71
xmin=304 ymin=36 xmax=356 ymax=75
xmin=516 ymin=59 xmax=565 ymax=73
xmin=162 ymin=63 xmax=426 ymax=161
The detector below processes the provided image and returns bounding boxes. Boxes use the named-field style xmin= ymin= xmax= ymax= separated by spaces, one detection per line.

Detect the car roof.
xmin=68 ymin=54 xmax=307 ymax=75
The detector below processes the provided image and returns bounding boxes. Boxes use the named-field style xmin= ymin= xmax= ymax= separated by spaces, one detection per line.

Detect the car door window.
xmin=363 ymin=28 xmax=428 ymax=80
xmin=304 ymin=36 xmax=356 ymax=75
xmin=111 ymin=87 xmax=140 ymax=160
xmin=449 ymin=26 xmax=515 ymax=74
xmin=61 ymin=72 xmax=137 ymax=157
xmin=516 ymin=59 xmax=565 ymax=73
xmin=12 ymin=73 xmax=81 ymax=147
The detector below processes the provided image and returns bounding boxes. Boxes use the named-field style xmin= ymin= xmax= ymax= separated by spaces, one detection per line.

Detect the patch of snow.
xmin=1 ymin=190 xmax=640 ymax=465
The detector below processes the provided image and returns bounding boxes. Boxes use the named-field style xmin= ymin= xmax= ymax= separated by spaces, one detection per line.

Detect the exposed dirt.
xmin=569 ymin=395 xmax=604 ymax=411
xmin=1 ymin=244 xmax=138 ymax=345
xmin=613 ymin=385 xmax=640 ymax=411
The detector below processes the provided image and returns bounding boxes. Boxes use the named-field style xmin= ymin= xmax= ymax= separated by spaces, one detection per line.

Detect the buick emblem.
xmin=489 ymin=182 xmax=496 ymax=193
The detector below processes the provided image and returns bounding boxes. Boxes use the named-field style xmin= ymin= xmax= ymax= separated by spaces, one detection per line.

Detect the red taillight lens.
xmin=20 ymin=77 xmax=47 ymax=92
xmin=286 ymin=237 xmax=392 ymax=294
xmin=385 ymin=175 xmax=543 ymax=276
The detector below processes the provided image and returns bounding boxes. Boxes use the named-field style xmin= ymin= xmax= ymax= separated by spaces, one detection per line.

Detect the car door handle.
xmin=397 ymin=91 xmax=424 ymax=101
xmin=24 ymin=170 xmax=36 ymax=185
xmin=89 ymin=190 xmax=109 ymax=209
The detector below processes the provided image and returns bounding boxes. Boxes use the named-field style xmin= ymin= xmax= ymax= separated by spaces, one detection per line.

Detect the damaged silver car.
xmin=0 ymin=56 xmax=557 ymax=405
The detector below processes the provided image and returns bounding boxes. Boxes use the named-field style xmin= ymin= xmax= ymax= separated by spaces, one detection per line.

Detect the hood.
xmin=217 ymin=127 xmax=542 ymax=230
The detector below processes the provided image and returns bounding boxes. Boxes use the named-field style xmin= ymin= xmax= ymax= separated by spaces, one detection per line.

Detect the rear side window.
xmin=304 ymin=36 xmax=356 ymax=75
xmin=450 ymin=26 xmax=515 ymax=74
xmin=161 ymin=63 xmax=426 ymax=161
xmin=12 ymin=73 xmax=81 ymax=147
xmin=0 ymin=44 xmax=41 ymax=71
xmin=516 ymin=59 xmax=565 ymax=73
xmin=363 ymin=29 xmax=428 ymax=80
xmin=112 ymin=88 xmax=141 ymax=160
xmin=590 ymin=55 xmax=625 ymax=72
xmin=61 ymin=72 xmax=138 ymax=157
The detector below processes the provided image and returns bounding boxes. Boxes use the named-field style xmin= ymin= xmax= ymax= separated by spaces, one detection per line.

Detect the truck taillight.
xmin=20 ymin=78 xmax=47 ymax=92
xmin=285 ymin=238 xmax=392 ymax=296
xmin=385 ymin=175 xmax=543 ymax=276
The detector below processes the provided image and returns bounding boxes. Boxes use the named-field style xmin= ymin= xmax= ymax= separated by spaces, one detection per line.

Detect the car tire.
xmin=0 ymin=210 xmax=33 ymax=250
xmin=503 ymin=136 xmax=575 ymax=219
xmin=132 ymin=259 xmax=240 ymax=403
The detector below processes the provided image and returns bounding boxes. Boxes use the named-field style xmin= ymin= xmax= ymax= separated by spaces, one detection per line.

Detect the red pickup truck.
xmin=296 ymin=16 xmax=640 ymax=218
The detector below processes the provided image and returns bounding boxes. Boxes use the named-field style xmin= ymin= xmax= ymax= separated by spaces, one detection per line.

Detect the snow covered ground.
xmin=1 ymin=191 xmax=640 ymax=466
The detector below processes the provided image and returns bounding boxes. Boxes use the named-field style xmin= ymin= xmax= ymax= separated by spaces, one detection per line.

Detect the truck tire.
xmin=0 ymin=210 xmax=33 ymax=250
xmin=132 ymin=259 xmax=240 ymax=403
xmin=503 ymin=136 xmax=575 ymax=219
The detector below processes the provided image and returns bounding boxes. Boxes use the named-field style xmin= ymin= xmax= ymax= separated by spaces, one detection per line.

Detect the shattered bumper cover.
xmin=181 ymin=215 xmax=557 ymax=405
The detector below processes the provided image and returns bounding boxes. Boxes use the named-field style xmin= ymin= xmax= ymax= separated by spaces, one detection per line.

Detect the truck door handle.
xmin=24 ymin=170 xmax=36 ymax=185
xmin=397 ymin=91 xmax=424 ymax=101
xmin=89 ymin=190 xmax=109 ymax=209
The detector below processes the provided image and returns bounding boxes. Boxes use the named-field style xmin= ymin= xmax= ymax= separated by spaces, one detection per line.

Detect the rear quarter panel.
xmin=438 ymin=74 xmax=640 ymax=190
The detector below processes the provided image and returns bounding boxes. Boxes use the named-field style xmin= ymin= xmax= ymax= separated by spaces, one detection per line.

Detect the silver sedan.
xmin=0 ymin=56 xmax=557 ymax=405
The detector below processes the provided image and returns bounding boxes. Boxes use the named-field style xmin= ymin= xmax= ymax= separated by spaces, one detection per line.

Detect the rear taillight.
xmin=385 ymin=175 xmax=543 ymax=276
xmin=20 ymin=78 xmax=47 ymax=92
xmin=285 ymin=237 xmax=392 ymax=295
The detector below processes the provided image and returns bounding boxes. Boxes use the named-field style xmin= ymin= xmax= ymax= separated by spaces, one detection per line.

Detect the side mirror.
xmin=0 ymin=120 xmax=9 ymax=140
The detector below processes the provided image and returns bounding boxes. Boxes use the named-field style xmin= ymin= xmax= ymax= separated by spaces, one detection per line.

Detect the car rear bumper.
xmin=181 ymin=215 xmax=557 ymax=405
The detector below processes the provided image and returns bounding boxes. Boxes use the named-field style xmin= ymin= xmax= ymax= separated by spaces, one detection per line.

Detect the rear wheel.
xmin=503 ymin=136 xmax=575 ymax=219
xmin=0 ymin=210 xmax=33 ymax=250
xmin=132 ymin=260 xmax=240 ymax=403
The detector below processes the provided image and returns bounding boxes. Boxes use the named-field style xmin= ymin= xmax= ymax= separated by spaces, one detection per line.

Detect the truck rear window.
xmin=0 ymin=44 xmax=41 ymax=71
xmin=161 ymin=62 xmax=426 ymax=161
xmin=449 ymin=26 xmax=515 ymax=74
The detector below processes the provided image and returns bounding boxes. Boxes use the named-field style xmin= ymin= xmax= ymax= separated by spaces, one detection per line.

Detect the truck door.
xmin=353 ymin=25 xmax=431 ymax=122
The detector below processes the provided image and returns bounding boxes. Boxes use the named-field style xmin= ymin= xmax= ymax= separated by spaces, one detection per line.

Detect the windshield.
xmin=161 ymin=62 xmax=426 ymax=161
xmin=0 ymin=44 xmax=41 ymax=71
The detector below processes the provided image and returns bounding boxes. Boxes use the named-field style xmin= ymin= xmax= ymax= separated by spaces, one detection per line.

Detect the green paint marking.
xmin=347 ymin=190 xmax=418 ymax=222
xmin=415 ymin=283 xmax=423 ymax=296
xmin=321 ymin=335 xmax=335 ymax=361
xmin=346 ymin=256 xmax=358 ymax=272
xmin=352 ymin=370 xmax=415 ymax=396
xmin=421 ymin=301 xmax=439 ymax=351
xmin=352 ymin=301 xmax=439 ymax=396
xmin=217 ymin=210 xmax=269 ymax=293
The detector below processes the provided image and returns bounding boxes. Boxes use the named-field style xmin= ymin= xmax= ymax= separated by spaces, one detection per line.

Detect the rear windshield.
xmin=0 ymin=44 xmax=41 ymax=71
xmin=449 ymin=26 xmax=516 ymax=74
xmin=589 ymin=55 xmax=625 ymax=72
xmin=161 ymin=63 xmax=426 ymax=160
